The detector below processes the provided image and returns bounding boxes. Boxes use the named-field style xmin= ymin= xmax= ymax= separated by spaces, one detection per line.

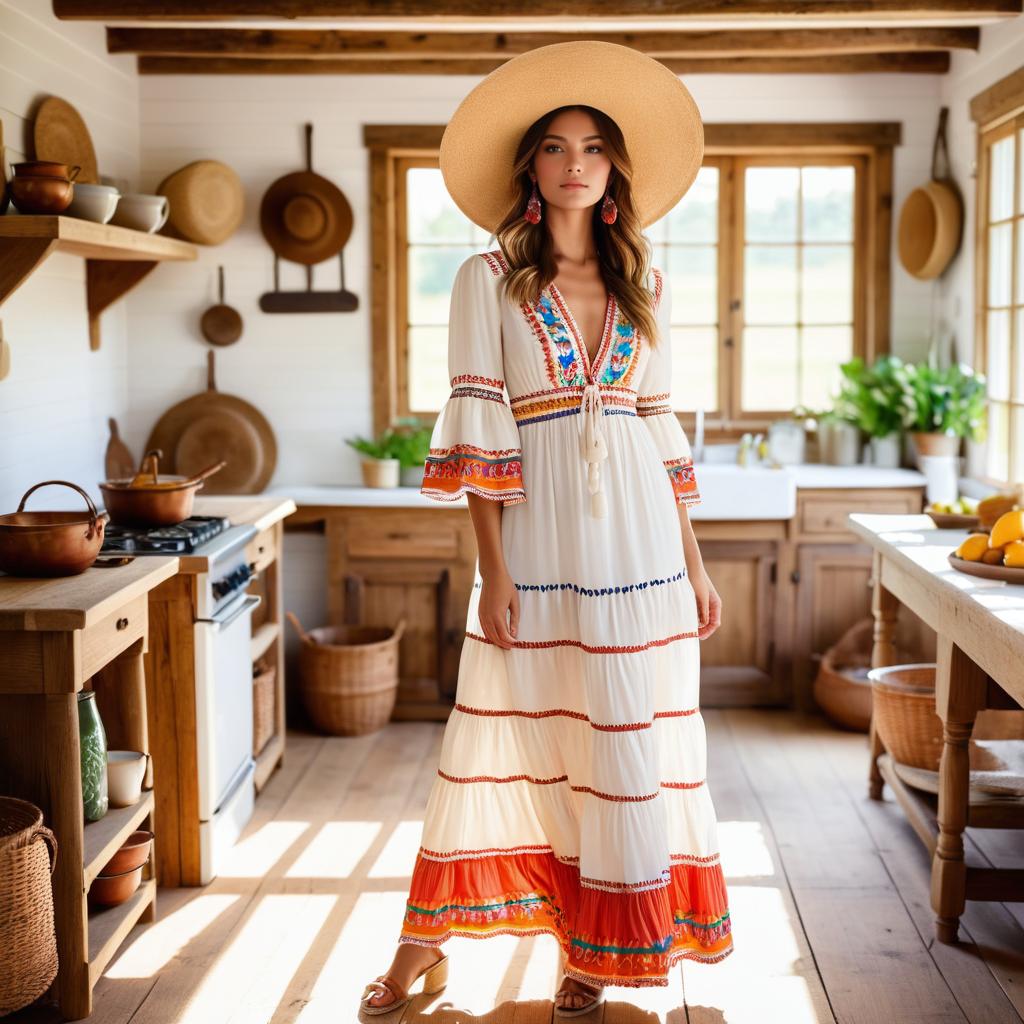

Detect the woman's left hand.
xmin=690 ymin=568 xmax=722 ymax=640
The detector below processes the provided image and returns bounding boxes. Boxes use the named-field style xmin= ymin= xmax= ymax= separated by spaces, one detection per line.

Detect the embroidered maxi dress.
xmin=403 ymin=248 xmax=734 ymax=988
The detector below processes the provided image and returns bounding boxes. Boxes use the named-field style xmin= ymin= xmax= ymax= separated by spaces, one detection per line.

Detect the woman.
xmin=361 ymin=40 xmax=732 ymax=1018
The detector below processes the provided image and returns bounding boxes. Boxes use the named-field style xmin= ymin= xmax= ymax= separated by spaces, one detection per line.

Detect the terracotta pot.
xmin=88 ymin=864 xmax=143 ymax=908
xmin=910 ymin=430 xmax=961 ymax=460
xmin=99 ymin=830 xmax=153 ymax=877
xmin=9 ymin=174 xmax=75 ymax=214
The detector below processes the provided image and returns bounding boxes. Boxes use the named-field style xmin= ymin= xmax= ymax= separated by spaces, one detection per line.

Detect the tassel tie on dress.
xmin=578 ymin=382 xmax=608 ymax=518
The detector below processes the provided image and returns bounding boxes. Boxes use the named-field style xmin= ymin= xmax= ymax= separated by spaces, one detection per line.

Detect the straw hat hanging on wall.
xmin=898 ymin=108 xmax=964 ymax=281
xmin=157 ymin=160 xmax=245 ymax=246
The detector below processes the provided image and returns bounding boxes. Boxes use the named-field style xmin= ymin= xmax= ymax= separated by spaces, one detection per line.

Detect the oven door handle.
xmin=212 ymin=593 xmax=261 ymax=630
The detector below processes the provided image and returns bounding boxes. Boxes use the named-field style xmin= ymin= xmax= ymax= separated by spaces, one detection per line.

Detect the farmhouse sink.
xmin=687 ymin=463 xmax=797 ymax=520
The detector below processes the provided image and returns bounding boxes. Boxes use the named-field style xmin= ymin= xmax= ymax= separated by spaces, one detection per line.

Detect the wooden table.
xmin=0 ymin=556 xmax=179 ymax=1020
xmin=847 ymin=513 xmax=1024 ymax=943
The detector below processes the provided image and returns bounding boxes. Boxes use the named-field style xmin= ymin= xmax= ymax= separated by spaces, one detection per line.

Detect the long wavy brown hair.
xmin=491 ymin=104 xmax=660 ymax=348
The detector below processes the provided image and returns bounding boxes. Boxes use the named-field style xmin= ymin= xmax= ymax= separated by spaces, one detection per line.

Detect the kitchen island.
xmin=847 ymin=512 xmax=1024 ymax=943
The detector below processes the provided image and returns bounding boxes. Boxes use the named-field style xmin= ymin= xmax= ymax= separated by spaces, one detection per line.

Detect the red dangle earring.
xmin=601 ymin=190 xmax=618 ymax=225
xmin=524 ymin=180 xmax=542 ymax=224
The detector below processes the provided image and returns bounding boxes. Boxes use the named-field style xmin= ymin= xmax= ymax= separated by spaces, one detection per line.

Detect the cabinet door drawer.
xmin=246 ymin=526 xmax=277 ymax=573
xmin=801 ymin=496 xmax=917 ymax=536
xmin=345 ymin=519 xmax=460 ymax=561
xmin=82 ymin=593 xmax=147 ymax=679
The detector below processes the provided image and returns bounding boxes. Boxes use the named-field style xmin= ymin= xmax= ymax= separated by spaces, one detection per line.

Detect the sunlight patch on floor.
xmin=176 ymin=894 xmax=335 ymax=1024
xmin=682 ymin=885 xmax=821 ymax=1024
xmin=217 ymin=821 xmax=310 ymax=878
xmin=367 ymin=819 xmax=423 ymax=878
xmin=717 ymin=820 xmax=775 ymax=878
xmin=284 ymin=821 xmax=381 ymax=878
xmin=104 ymin=895 xmax=240 ymax=979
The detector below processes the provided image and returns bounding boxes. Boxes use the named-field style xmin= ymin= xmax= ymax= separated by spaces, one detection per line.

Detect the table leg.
xmin=868 ymin=551 xmax=900 ymax=800
xmin=931 ymin=636 xmax=987 ymax=943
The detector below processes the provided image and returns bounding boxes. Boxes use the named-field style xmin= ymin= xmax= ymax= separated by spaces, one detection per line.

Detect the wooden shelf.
xmin=254 ymin=730 xmax=285 ymax=793
xmin=83 ymin=789 xmax=154 ymax=886
xmin=0 ymin=215 xmax=197 ymax=351
xmin=251 ymin=620 xmax=280 ymax=663
xmin=87 ymin=877 xmax=156 ymax=985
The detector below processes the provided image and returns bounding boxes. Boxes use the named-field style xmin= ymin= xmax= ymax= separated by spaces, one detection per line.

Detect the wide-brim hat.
xmin=260 ymin=170 xmax=353 ymax=266
xmin=157 ymin=160 xmax=244 ymax=246
xmin=440 ymin=40 xmax=704 ymax=234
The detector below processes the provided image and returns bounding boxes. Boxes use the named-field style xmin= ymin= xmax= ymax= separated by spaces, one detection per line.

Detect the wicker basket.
xmin=867 ymin=663 xmax=944 ymax=770
xmin=287 ymin=611 xmax=405 ymax=736
xmin=252 ymin=658 xmax=277 ymax=757
xmin=0 ymin=797 xmax=58 ymax=1016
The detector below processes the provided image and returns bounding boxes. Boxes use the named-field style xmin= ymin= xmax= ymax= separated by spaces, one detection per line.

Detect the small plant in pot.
xmin=893 ymin=361 xmax=987 ymax=461
xmin=835 ymin=355 xmax=906 ymax=468
xmin=345 ymin=418 xmax=433 ymax=489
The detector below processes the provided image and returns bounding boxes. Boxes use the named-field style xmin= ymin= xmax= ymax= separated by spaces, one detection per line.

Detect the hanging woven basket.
xmin=0 ymin=797 xmax=58 ymax=1016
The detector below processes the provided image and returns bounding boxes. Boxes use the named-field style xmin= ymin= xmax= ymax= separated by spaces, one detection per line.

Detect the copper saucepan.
xmin=100 ymin=449 xmax=227 ymax=526
xmin=0 ymin=480 xmax=108 ymax=577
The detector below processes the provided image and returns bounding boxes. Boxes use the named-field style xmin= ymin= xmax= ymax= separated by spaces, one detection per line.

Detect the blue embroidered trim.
xmin=473 ymin=569 xmax=686 ymax=595
xmin=516 ymin=406 xmax=638 ymax=427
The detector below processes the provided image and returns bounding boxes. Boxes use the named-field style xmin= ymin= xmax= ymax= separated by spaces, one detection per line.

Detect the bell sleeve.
xmin=420 ymin=254 xmax=527 ymax=506
xmin=636 ymin=268 xmax=701 ymax=508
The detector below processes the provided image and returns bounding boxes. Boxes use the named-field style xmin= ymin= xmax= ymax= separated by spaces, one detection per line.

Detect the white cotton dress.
xmin=404 ymin=248 xmax=733 ymax=988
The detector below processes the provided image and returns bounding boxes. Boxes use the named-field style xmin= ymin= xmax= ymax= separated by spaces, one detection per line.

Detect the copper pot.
xmin=13 ymin=160 xmax=81 ymax=180
xmin=100 ymin=449 xmax=226 ymax=526
xmin=0 ymin=481 xmax=107 ymax=577
xmin=9 ymin=174 xmax=76 ymax=214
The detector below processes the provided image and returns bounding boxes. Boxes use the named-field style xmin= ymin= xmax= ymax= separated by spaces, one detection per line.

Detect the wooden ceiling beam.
xmin=107 ymin=26 xmax=980 ymax=57
xmin=52 ymin=0 xmax=1024 ymax=22
xmin=136 ymin=51 xmax=952 ymax=73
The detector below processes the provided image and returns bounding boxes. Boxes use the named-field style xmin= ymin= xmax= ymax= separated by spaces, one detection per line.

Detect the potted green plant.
xmin=894 ymin=361 xmax=987 ymax=460
xmin=345 ymin=418 xmax=433 ymax=489
xmin=834 ymin=355 xmax=906 ymax=468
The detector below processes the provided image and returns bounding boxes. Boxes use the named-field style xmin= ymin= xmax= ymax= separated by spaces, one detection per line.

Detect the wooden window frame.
xmin=970 ymin=66 xmax=1024 ymax=490
xmin=366 ymin=121 xmax=897 ymax=441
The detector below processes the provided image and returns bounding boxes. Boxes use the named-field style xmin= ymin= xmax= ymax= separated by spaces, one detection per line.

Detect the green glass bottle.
xmin=77 ymin=691 xmax=109 ymax=821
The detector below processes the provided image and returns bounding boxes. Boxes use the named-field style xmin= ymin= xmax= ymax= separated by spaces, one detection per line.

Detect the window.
xmin=367 ymin=123 xmax=894 ymax=440
xmin=973 ymin=80 xmax=1024 ymax=487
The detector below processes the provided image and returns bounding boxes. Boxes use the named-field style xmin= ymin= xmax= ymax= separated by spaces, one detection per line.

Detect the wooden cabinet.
xmin=0 ymin=557 xmax=178 ymax=1020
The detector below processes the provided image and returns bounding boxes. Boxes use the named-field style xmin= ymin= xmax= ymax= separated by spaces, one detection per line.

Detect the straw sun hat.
xmin=439 ymin=40 xmax=704 ymax=234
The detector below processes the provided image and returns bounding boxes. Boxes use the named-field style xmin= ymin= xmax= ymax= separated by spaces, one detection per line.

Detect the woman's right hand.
xmin=478 ymin=566 xmax=520 ymax=650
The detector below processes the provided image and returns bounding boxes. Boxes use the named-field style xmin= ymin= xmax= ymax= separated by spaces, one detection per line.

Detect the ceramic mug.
xmin=106 ymin=750 xmax=150 ymax=808
xmin=66 ymin=182 xmax=120 ymax=224
xmin=110 ymin=193 xmax=170 ymax=233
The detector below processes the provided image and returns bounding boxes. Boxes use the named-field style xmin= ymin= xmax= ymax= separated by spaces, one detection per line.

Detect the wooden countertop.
xmin=0 ymin=556 xmax=179 ymax=632
xmin=847 ymin=512 xmax=1024 ymax=703
xmin=192 ymin=494 xmax=297 ymax=532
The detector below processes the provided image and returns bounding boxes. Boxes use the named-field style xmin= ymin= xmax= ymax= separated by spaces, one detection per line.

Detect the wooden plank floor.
xmin=10 ymin=710 xmax=1024 ymax=1024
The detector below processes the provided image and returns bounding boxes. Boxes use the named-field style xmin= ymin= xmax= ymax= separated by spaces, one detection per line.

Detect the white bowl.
xmin=66 ymin=182 xmax=120 ymax=224
xmin=110 ymin=192 xmax=170 ymax=233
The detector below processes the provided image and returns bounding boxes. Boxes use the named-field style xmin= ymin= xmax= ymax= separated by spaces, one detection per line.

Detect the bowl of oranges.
xmin=948 ymin=491 xmax=1024 ymax=582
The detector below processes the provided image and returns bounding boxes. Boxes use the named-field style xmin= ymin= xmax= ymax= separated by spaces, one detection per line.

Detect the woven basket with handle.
xmin=287 ymin=612 xmax=405 ymax=736
xmin=0 ymin=797 xmax=58 ymax=1015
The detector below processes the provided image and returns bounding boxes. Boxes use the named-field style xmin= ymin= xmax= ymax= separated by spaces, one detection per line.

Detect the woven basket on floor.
xmin=287 ymin=612 xmax=406 ymax=736
xmin=252 ymin=658 xmax=276 ymax=757
xmin=0 ymin=797 xmax=58 ymax=1016
xmin=867 ymin=663 xmax=944 ymax=770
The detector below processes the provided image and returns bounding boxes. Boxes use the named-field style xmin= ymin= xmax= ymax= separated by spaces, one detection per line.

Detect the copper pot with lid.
xmin=100 ymin=449 xmax=226 ymax=527
xmin=0 ymin=480 xmax=108 ymax=577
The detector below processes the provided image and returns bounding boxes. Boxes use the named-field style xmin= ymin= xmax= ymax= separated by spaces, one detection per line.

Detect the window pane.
xmin=801 ymin=326 xmax=853 ymax=410
xmin=666 ymin=244 xmax=717 ymax=325
xmin=745 ymin=167 xmax=799 ymax=242
xmin=802 ymin=166 xmax=854 ymax=243
xmin=988 ymin=223 xmax=1012 ymax=307
xmin=408 ymin=245 xmax=470 ymax=324
xmin=408 ymin=325 xmax=450 ymax=410
xmin=407 ymin=167 xmax=489 ymax=244
xmin=1020 ymin=129 xmax=1024 ymax=214
xmin=665 ymin=166 xmax=719 ymax=243
xmin=1017 ymin=308 xmax=1024 ymax=402
xmin=801 ymin=245 xmax=853 ymax=323
xmin=745 ymin=245 xmax=797 ymax=324
xmin=1011 ymin=405 xmax=1024 ymax=485
xmin=987 ymin=309 xmax=1011 ymax=401
xmin=742 ymin=326 xmax=799 ymax=410
xmin=986 ymin=401 xmax=1010 ymax=482
xmin=990 ymin=135 xmax=1015 ymax=223
xmin=670 ymin=327 xmax=718 ymax=413
xmin=1017 ymin=217 xmax=1024 ymax=303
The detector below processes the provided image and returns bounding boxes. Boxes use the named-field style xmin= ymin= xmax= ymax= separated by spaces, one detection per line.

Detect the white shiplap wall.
xmin=0 ymin=0 xmax=139 ymax=511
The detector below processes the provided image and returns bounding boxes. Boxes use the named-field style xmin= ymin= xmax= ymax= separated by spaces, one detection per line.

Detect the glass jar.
xmin=77 ymin=690 xmax=109 ymax=821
